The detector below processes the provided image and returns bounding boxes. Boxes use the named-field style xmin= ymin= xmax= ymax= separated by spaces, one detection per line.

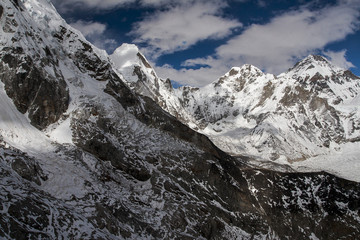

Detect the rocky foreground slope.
xmin=0 ymin=0 xmax=360 ymax=239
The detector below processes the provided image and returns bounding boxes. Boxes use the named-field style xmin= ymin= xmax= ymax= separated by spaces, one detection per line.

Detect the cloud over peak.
xmin=51 ymin=0 xmax=134 ymax=12
xmin=130 ymin=1 xmax=242 ymax=59
xmin=69 ymin=20 xmax=118 ymax=53
xmin=70 ymin=20 xmax=106 ymax=37
xmin=215 ymin=1 xmax=360 ymax=74
xmin=155 ymin=0 xmax=360 ymax=86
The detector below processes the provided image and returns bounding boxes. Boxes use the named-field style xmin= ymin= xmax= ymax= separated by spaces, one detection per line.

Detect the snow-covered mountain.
xmin=110 ymin=43 xmax=199 ymax=127
xmin=1 ymin=0 xmax=360 ymax=239
xmin=114 ymin=45 xmax=360 ymax=181
xmin=178 ymin=56 xmax=360 ymax=178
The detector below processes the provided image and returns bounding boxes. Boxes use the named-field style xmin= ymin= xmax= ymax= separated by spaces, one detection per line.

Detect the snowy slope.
xmin=0 ymin=81 xmax=52 ymax=153
xmin=110 ymin=43 xmax=200 ymax=127
xmin=194 ymin=58 xmax=359 ymax=181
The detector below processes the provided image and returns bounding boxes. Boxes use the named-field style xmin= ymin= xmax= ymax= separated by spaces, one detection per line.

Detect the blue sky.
xmin=51 ymin=0 xmax=360 ymax=87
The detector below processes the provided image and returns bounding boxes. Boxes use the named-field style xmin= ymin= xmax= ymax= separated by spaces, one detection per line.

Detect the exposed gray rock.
xmin=0 ymin=141 xmax=46 ymax=185
xmin=242 ymin=169 xmax=360 ymax=239
xmin=0 ymin=153 xmax=115 ymax=239
xmin=0 ymin=49 xmax=69 ymax=129
xmin=0 ymin=5 xmax=4 ymax=19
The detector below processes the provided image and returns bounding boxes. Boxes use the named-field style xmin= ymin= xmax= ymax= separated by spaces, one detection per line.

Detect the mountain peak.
xmin=111 ymin=43 xmax=153 ymax=69
xmin=112 ymin=43 xmax=139 ymax=54
xmin=111 ymin=43 xmax=140 ymax=69
xmin=286 ymin=54 xmax=341 ymax=81
xmin=212 ymin=64 xmax=264 ymax=91
xmin=224 ymin=64 xmax=263 ymax=79
xmin=291 ymin=54 xmax=334 ymax=71
xmin=305 ymin=54 xmax=330 ymax=63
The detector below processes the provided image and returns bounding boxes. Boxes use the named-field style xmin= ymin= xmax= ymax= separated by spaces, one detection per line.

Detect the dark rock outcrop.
xmin=242 ymin=169 xmax=360 ymax=239
xmin=104 ymin=76 xmax=226 ymax=159
xmin=0 ymin=140 xmax=46 ymax=185
xmin=0 ymin=48 xmax=69 ymax=129
xmin=0 ymin=5 xmax=4 ymax=19
xmin=0 ymin=3 xmax=69 ymax=130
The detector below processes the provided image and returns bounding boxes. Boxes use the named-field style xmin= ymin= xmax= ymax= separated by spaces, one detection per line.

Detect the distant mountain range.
xmin=1 ymin=0 xmax=360 ymax=239
xmin=111 ymin=43 xmax=360 ymax=182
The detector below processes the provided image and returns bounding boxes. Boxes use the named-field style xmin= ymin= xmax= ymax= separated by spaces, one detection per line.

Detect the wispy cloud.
xmin=215 ymin=1 xmax=360 ymax=74
xmin=52 ymin=0 xmax=217 ymax=12
xmin=69 ymin=20 xmax=118 ymax=53
xmin=130 ymin=1 xmax=242 ymax=59
xmin=51 ymin=0 xmax=135 ymax=12
xmin=324 ymin=49 xmax=355 ymax=69
xmin=155 ymin=63 xmax=229 ymax=87
xmin=70 ymin=20 xmax=106 ymax=37
xmin=140 ymin=0 xmax=193 ymax=7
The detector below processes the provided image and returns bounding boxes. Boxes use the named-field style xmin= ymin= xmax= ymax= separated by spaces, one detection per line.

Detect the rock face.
xmin=0 ymin=1 xmax=69 ymax=129
xmin=241 ymin=169 xmax=360 ymax=239
xmin=0 ymin=0 xmax=360 ymax=239
xmin=0 ymin=46 xmax=69 ymax=129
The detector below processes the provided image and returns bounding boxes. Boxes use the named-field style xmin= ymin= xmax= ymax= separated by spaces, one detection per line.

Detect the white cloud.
xmin=51 ymin=0 xmax=135 ymax=12
xmin=154 ymin=1 xmax=360 ymax=87
xmin=140 ymin=0 xmax=191 ymax=7
xmin=182 ymin=56 xmax=217 ymax=68
xmin=92 ymin=39 xmax=119 ymax=54
xmin=70 ymin=20 xmax=118 ymax=53
xmin=130 ymin=1 xmax=242 ymax=59
xmin=324 ymin=49 xmax=355 ymax=69
xmin=155 ymin=64 xmax=229 ymax=87
xmin=215 ymin=1 xmax=360 ymax=74
xmin=257 ymin=0 xmax=266 ymax=8
xmin=52 ymin=0 xmax=221 ymax=12
xmin=52 ymin=0 xmax=360 ymax=87
xmin=70 ymin=20 xmax=106 ymax=37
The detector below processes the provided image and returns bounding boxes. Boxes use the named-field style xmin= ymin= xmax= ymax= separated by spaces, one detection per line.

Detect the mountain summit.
xmin=287 ymin=54 xmax=341 ymax=80
xmin=1 ymin=0 xmax=360 ymax=239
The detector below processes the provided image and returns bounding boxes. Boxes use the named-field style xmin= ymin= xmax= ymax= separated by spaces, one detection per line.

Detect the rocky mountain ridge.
xmin=113 ymin=44 xmax=360 ymax=181
xmin=0 ymin=0 xmax=360 ymax=239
